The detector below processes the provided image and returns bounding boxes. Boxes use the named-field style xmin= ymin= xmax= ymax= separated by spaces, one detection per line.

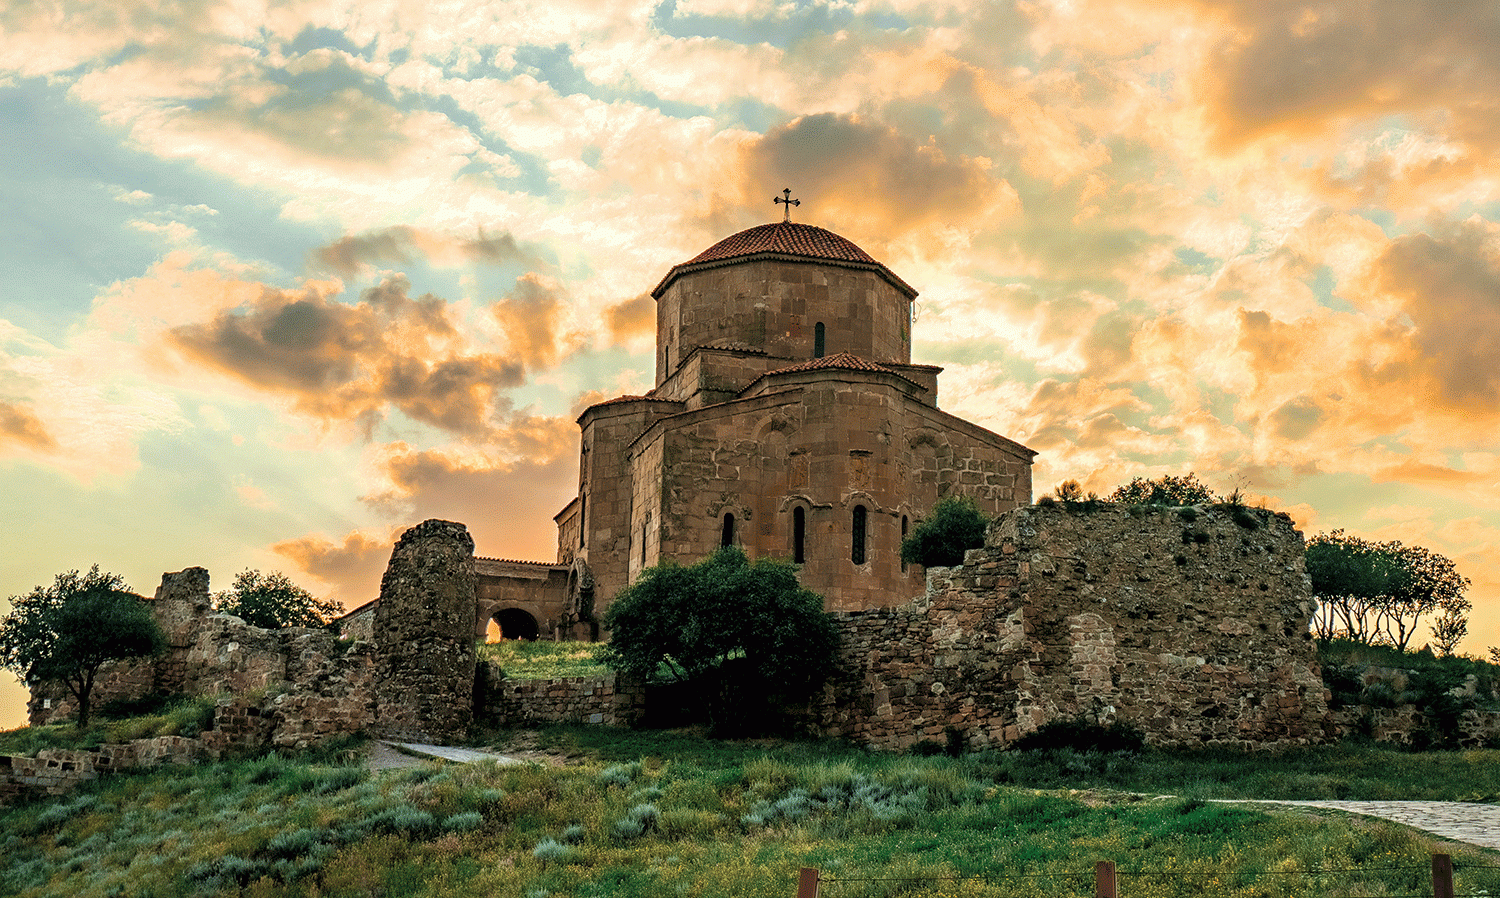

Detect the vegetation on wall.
xmin=600 ymin=547 xmax=838 ymax=734
xmin=899 ymin=494 xmax=991 ymax=567
xmin=0 ymin=567 xmax=165 ymax=729
xmin=1109 ymin=473 xmax=1220 ymax=506
xmin=213 ymin=569 xmax=343 ymax=630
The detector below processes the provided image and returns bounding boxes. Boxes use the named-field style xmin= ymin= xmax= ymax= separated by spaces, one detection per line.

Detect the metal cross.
xmin=774 ymin=187 xmax=800 ymax=222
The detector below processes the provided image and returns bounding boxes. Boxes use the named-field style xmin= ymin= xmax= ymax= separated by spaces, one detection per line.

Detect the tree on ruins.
xmin=0 ymin=566 xmax=165 ymax=728
xmin=600 ymin=547 xmax=838 ymax=733
xmin=1109 ymin=473 xmax=1220 ymax=506
xmin=213 ymin=569 xmax=341 ymax=630
xmin=1305 ymin=530 xmax=1471 ymax=653
xmin=900 ymin=495 xmax=991 ymax=568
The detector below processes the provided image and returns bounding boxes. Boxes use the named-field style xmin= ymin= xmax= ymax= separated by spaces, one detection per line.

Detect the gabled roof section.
xmin=651 ymin=222 xmax=917 ymax=299
xmin=576 ymin=393 xmax=682 ymax=423
xmin=749 ymin=352 xmax=927 ymax=391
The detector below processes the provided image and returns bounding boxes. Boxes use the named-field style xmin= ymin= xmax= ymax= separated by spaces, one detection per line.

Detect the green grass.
xmin=477 ymin=639 xmax=610 ymax=680
xmin=0 ymin=694 xmax=218 ymax=757
xmin=7 ymin=724 xmax=1498 ymax=898
xmin=9 ymin=719 xmax=1500 ymax=898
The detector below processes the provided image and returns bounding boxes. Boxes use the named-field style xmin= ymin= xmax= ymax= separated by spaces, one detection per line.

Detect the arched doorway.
xmin=487 ymin=608 xmax=540 ymax=641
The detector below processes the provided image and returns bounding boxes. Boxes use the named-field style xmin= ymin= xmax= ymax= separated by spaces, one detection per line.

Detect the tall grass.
xmin=477 ymin=640 xmax=609 ymax=679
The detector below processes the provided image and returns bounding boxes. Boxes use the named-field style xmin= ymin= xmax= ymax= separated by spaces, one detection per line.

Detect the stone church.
xmin=477 ymin=210 xmax=1036 ymax=640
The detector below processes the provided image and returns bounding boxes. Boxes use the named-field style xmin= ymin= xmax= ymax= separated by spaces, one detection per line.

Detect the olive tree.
xmin=600 ymin=547 xmax=838 ymax=732
xmin=0 ymin=566 xmax=165 ymax=728
xmin=1306 ymin=530 xmax=1470 ymax=653
xmin=213 ymin=569 xmax=341 ymax=630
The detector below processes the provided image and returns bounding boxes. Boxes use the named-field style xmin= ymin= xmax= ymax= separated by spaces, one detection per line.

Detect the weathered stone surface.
xmin=373 ymin=519 xmax=477 ymax=742
xmin=819 ymin=503 xmax=1331 ymax=751
xmin=478 ymin=665 xmax=646 ymax=727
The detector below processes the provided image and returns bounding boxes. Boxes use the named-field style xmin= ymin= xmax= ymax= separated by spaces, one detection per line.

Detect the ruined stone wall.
xmin=482 ymin=670 xmax=646 ymax=727
xmin=0 ymin=736 xmax=203 ymax=806
xmin=820 ymin=503 xmax=1328 ymax=751
xmin=373 ymin=520 xmax=477 ymax=742
xmin=27 ymin=568 xmax=376 ymax=750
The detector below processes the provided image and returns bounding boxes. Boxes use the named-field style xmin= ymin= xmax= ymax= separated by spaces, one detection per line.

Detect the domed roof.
xmin=651 ymin=221 xmax=916 ymax=299
xmin=687 ymin=222 xmax=880 ymax=266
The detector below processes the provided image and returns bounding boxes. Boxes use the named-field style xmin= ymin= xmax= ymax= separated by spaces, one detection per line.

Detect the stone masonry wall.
xmin=27 ymin=568 xmax=376 ymax=750
xmin=481 ymin=668 xmax=646 ymax=727
xmin=373 ymin=519 xmax=477 ymax=742
xmin=820 ymin=502 xmax=1328 ymax=751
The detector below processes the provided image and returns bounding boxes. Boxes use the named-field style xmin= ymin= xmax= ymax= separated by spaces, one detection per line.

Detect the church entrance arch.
xmin=487 ymin=607 xmax=540 ymax=641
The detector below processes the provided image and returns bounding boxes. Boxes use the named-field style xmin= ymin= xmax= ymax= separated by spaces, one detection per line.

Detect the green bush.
xmin=1010 ymin=718 xmax=1146 ymax=754
xmin=900 ymin=495 xmax=990 ymax=567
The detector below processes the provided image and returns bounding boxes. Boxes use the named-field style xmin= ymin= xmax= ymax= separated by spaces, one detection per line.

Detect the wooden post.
xmin=1432 ymin=853 xmax=1453 ymax=898
xmin=1095 ymin=860 xmax=1117 ymax=898
xmin=797 ymin=867 xmax=820 ymax=898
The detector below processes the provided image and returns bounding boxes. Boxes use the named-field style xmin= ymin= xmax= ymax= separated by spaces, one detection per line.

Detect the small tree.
xmin=600 ymin=547 xmax=838 ymax=732
xmin=1109 ymin=473 xmax=1219 ymax=506
xmin=900 ymin=495 xmax=990 ymax=568
xmin=1306 ymin=530 xmax=1470 ymax=652
xmin=214 ymin=569 xmax=341 ymax=630
xmin=0 ymin=566 xmax=165 ymax=728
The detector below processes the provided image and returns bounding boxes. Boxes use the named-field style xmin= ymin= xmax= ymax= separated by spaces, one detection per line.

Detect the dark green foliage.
xmin=1307 ymin=531 xmax=1470 ymax=651
xmin=0 ymin=566 xmax=165 ymax=728
xmin=600 ymin=547 xmax=839 ymax=734
xmin=899 ymin=495 xmax=990 ymax=568
xmin=1110 ymin=473 xmax=1219 ymax=506
xmin=1010 ymin=718 xmax=1147 ymax=754
xmin=214 ymin=568 xmax=342 ymax=630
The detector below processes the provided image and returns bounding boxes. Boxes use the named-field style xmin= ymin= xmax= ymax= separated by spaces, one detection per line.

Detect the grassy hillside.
xmin=4 ymin=725 xmax=1500 ymax=898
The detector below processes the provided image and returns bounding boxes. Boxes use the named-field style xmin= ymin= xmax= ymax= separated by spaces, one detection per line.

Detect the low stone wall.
xmin=0 ymin=736 xmax=204 ymax=806
xmin=819 ymin=502 xmax=1328 ymax=751
xmin=485 ymin=672 xmax=646 ymax=727
xmin=1328 ymin=705 xmax=1500 ymax=748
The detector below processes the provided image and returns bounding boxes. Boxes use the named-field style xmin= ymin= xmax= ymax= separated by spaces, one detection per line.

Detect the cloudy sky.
xmin=3 ymin=0 xmax=1500 ymax=728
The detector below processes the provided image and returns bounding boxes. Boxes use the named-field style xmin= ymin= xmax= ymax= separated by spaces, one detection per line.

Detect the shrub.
xmin=900 ymin=495 xmax=990 ymax=568
xmin=612 ymin=803 xmax=660 ymax=839
xmin=1011 ymin=718 xmax=1146 ymax=754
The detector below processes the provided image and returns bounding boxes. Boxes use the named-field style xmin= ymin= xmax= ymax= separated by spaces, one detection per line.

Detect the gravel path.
xmin=367 ymin=741 xmax=523 ymax=771
xmin=1224 ymin=800 xmax=1500 ymax=851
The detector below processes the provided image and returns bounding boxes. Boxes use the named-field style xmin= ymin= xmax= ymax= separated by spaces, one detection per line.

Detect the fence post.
xmin=1432 ymin=853 xmax=1453 ymax=898
xmin=1096 ymin=860 xmax=1117 ymax=898
xmin=797 ymin=867 xmax=820 ymax=898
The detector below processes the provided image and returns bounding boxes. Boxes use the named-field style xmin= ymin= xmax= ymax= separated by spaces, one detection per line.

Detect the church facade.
xmin=515 ymin=218 xmax=1035 ymax=637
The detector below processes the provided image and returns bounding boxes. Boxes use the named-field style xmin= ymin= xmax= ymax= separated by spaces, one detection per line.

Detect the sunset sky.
xmin=4 ymin=0 xmax=1500 ymax=729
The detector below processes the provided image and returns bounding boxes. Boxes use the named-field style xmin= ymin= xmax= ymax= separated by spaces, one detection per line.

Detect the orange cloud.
xmin=363 ymin=442 xmax=578 ymax=562
xmin=167 ymin=276 xmax=525 ymax=436
xmin=602 ymin=293 xmax=654 ymax=345
xmin=738 ymin=113 xmax=1015 ymax=247
xmin=313 ymin=226 xmax=538 ymax=277
xmin=0 ymin=401 xmax=56 ymax=451
xmin=273 ymin=529 xmax=394 ymax=609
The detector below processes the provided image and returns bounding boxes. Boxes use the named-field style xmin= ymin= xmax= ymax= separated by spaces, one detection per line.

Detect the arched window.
xmin=793 ymin=506 xmax=806 ymax=563
xmin=814 ymin=322 xmax=826 ymax=357
xmin=721 ymin=512 xmax=735 ymax=547
xmin=851 ymin=505 xmax=867 ymax=565
xmin=900 ymin=515 xmax=909 ymax=573
xmin=579 ymin=494 xmax=587 ymax=547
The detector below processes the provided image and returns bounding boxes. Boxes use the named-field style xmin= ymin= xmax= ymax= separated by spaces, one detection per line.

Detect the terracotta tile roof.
xmin=766 ymin=352 xmax=895 ymax=375
xmin=686 ymin=222 xmax=880 ymax=265
xmin=752 ymin=352 xmax=927 ymax=393
xmin=651 ymin=222 xmax=916 ymax=298
xmin=701 ymin=338 xmax=767 ymax=353
xmin=475 ymin=556 xmax=558 ymax=566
